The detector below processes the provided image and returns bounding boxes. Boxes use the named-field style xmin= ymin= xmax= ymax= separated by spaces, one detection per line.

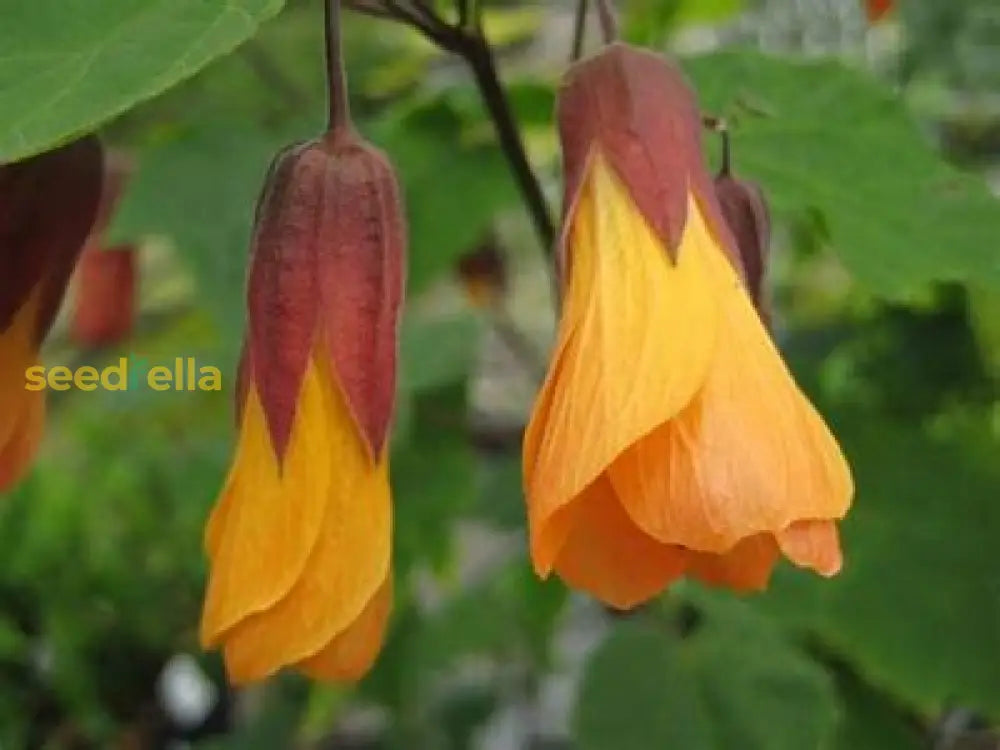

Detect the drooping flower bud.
xmin=0 ymin=135 xmax=103 ymax=491
xmin=200 ymin=2 xmax=405 ymax=684
xmin=523 ymin=44 xmax=852 ymax=608
xmin=72 ymin=152 xmax=137 ymax=348
xmin=200 ymin=127 xmax=406 ymax=685
xmin=713 ymin=132 xmax=772 ymax=323
xmin=72 ymin=245 xmax=137 ymax=347
xmin=456 ymin=236 xmax=507 ymax=309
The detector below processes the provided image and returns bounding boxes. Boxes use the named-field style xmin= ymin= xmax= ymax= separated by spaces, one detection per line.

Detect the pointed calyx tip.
xmin=0 ymin=135 xmax=104 ymax=342
xmin=557 ymin=45 xmax=719 ymax=263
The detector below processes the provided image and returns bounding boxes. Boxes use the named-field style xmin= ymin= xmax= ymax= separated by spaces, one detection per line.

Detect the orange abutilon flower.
xmin=0 ymin=136 xmax=103 ymax=491
xmin=201 ymin=0 xmax=405 ymax=684
xmin=523 ymin=45 xmax=853 ymax=609
xmin=199 ymin=129 xmax=405 ymax=684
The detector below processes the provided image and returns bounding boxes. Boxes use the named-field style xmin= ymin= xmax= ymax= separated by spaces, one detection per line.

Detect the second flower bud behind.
xmin=200 ymin=128 xmax=405 ymax=684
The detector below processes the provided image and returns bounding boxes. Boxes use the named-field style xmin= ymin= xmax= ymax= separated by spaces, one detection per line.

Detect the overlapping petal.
xmin=201 ymin=341 xmax=391 ymax=682
xmin=524 ymin=153 xmax=718 ymax=561
xmin=524 ymin=150 xmax=853 ymax=606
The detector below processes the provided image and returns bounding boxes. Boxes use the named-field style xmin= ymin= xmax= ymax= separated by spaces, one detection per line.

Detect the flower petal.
xmin=199 ymin=349 xmax=333 ymax=646
xmin=0 ymin=389 xmax=43 ymax=492
xmin=611 ymin=198 xmax=853 ymax=552
xmin=296 ymin=572 xmax=392 ymax=683
xmin=524 ymin=155 xmax=718 ymax=546
xmin=546 ymin=474 xmax=687 ymax=610
xmin=217 ymin=349 xmax=391 ymax=682
xmin=0 ymin=295 xmax=43 ymax=491
xmin=687 ymin=533 xmax=779 ymax=592
xmin=777 ymin=520 xmax=843 ymax=577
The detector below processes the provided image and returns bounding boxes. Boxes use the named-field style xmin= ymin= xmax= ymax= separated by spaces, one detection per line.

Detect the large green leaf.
xmin=833 ymin=672 xmax=923 ymax=750
xmin=685 ymin=51 xmax=1000 ymax=294
xmin=0 ymin=0 xmax=285 ymax=162
xmin=109 ymin=120 xmax=312 ymax=345
xmin=624 ymin=0 xmax=745 ymax=45
xmin=370 ymin=93 xmax=521 ymax=295
xmin=756 ymin=413 xmax=1000 ymax=718
xmin=574 ymin=607 xmax=839 ymax=750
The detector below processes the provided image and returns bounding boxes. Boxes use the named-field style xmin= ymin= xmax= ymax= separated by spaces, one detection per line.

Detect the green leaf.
xmin=109 ymin=119 xmax=315 ymax=344
xmin=400 ymin=311 xmax=484 ymax=394
xmin=574 ymin=607 xmax=839 ymax=750
xmin=392 ymin=383 xmax=476 ymax=574
xmin=624 ymin=0 xmax=745 ymax=46
xmin=0 ymin=616 xmax=27 ymax=661
xmin=834 ymin=672 xmax=923 ymax=750
xmin=370 ymin=93 xmax=520 ymax=295
xmin=0 ymin=0 xmax=286 ymax=162
xmin=684 ymin=51 xmax=1000 ymax=294
xmin=756 ymin=413 xmax=1000 ymax=718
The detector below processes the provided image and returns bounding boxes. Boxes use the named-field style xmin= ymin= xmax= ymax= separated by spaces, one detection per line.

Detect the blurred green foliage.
xmin=1 ymin=0 xmax=999 ymax=748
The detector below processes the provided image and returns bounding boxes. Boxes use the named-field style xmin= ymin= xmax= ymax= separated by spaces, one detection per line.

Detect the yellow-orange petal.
xmin=546 ymin=474 xmax=687 ymax=610
xmin=687 ymin=533 xmax=780 ymax=592
xmin=610 ymin=196 xmax=853 ymax=553
xmin=777 ymin=519 xmax=843 ymax=577
xmin=0 ymin=391 xmax=44 ymax=492
xmin=524 ymin=153 xmax=719 ymax=548
xmin=200 ymin=347 xmax=335 ymax=646
xmin=203 ymin=474 xmax=233 ymax=562
xmin=297 ymin=573 xmax=392 ymax=682
xmin=213 ymin=349 xmax=391 ymax=683
xmin=0 ymin=295 xmax=43 ymax=492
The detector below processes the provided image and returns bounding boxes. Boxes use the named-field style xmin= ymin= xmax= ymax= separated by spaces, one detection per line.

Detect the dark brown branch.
xmin=463 ymin=35 xmax=555 ymax=254
xmin=406 ymin=0 xmax=454 ymax=33
xmin=571 ymin=0 xmax=590 ymax=62
xmin=342 ymin=0 xmax=556 ymax=257
xmin=383 ymin=0 xmax=457 ymax=48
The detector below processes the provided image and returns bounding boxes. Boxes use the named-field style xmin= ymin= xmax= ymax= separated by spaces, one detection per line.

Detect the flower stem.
xmin=324 ymin=0 xmax=351 ymax=133
xmin=571 ymin=0 xmax=590 ymax=62
xmin=595 ymin=0 xmax=618 ymax=43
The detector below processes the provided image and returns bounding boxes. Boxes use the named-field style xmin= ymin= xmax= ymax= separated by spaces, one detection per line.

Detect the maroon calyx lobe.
xmin=714 ymin=173 xmax=771 ymax=319
xmin=245 ymin=130 xmax=405 ymax=463
xmin=246 ymin=143 xmax=323 ymax=461
xmin=315 ymin=129 xmax=405 ymax=460
xmin=556 ymin=44 xmax=742 ymax=276
xmin=0 ymin=135 xmax=103 ymax=340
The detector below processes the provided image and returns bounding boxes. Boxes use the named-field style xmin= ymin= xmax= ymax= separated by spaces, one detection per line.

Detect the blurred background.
xmin=1 ymin=0 xmax=999 ymax=747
